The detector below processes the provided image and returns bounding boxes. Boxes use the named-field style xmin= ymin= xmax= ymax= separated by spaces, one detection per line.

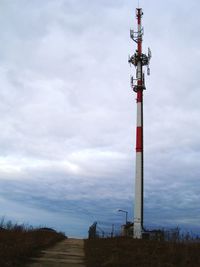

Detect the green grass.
xmin=0 ymin=222 xmax=66 ymax=267
xmin=84 ymin=237 xmax=200 ymax=267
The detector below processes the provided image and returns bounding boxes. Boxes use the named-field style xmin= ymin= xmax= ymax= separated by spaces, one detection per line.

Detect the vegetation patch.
xmin=84 ymin=237 xmax=200 ymax=267
xmin=0 ymin=220 xmax=66 ymax=267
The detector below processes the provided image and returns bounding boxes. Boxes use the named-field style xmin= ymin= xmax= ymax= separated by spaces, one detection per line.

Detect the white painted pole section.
xmin=137 ymin=61 xmax=142 ymax=80
xmin=134 ymin=151 xmax=143 ymax=238
xmin=136 ymin=103 xmax=142 ymax=126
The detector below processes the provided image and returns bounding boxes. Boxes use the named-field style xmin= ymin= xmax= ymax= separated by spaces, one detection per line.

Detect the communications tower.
xmin=128 ymin=8 xmax=151 ymax=239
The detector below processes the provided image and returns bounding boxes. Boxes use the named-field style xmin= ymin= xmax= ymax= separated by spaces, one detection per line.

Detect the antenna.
xmin=128 ymin=7 xmax=152 ymax=239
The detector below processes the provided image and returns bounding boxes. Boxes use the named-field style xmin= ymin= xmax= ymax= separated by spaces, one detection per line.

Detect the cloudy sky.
xmin=0 ymin=0 xmax=200 ymax=237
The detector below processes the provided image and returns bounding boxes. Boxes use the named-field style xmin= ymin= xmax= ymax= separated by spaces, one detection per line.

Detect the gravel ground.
xmin=27 ymin=238 xmax=85 ymax=267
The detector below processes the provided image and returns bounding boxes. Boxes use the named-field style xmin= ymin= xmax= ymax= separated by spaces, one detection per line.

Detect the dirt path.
xmin=27 ymin=238 xmax=85 ymax=267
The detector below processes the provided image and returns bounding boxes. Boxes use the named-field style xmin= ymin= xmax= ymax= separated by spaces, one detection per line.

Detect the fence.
xmin=88 ymin=221 xmax=122 ymax=239
xmin=88 ymin=222 xmax=200 ymax=242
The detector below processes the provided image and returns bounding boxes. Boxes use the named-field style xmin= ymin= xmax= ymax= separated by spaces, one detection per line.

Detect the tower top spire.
xmin=128 ymin=8 xmax=151 ymax=92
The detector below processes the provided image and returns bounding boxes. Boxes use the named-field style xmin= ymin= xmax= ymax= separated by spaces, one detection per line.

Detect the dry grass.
xmin=0 ymin=222 xmax=66 ymax=267
xmin=84 ymin=237 xmax=200 ymax=267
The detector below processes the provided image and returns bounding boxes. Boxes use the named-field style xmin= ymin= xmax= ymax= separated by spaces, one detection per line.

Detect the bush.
xmin=0 ymin=220 xmax=66 ymax=267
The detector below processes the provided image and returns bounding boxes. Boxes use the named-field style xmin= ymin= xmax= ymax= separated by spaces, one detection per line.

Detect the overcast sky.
xmin=0 ymin=0 xmax=200 ymax=237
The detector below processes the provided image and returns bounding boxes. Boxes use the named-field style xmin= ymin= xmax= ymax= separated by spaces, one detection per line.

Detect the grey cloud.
xmin=0 ymin=0 xmax=199 ymax=236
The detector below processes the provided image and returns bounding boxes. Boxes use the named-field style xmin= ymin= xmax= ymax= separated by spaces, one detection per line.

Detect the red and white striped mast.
xmin=129 ymin=8 xmax=151 ymax=239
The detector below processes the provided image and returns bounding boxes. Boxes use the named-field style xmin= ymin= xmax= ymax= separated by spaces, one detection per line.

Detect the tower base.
xmin=133 ymin=222 xmax=143 ymax=239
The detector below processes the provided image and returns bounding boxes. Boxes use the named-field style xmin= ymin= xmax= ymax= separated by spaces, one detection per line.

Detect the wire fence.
xmin=88 ymin=221 xmax=122 ymax=239
xmin=88 ymin=222 xmax=200 ymax=242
